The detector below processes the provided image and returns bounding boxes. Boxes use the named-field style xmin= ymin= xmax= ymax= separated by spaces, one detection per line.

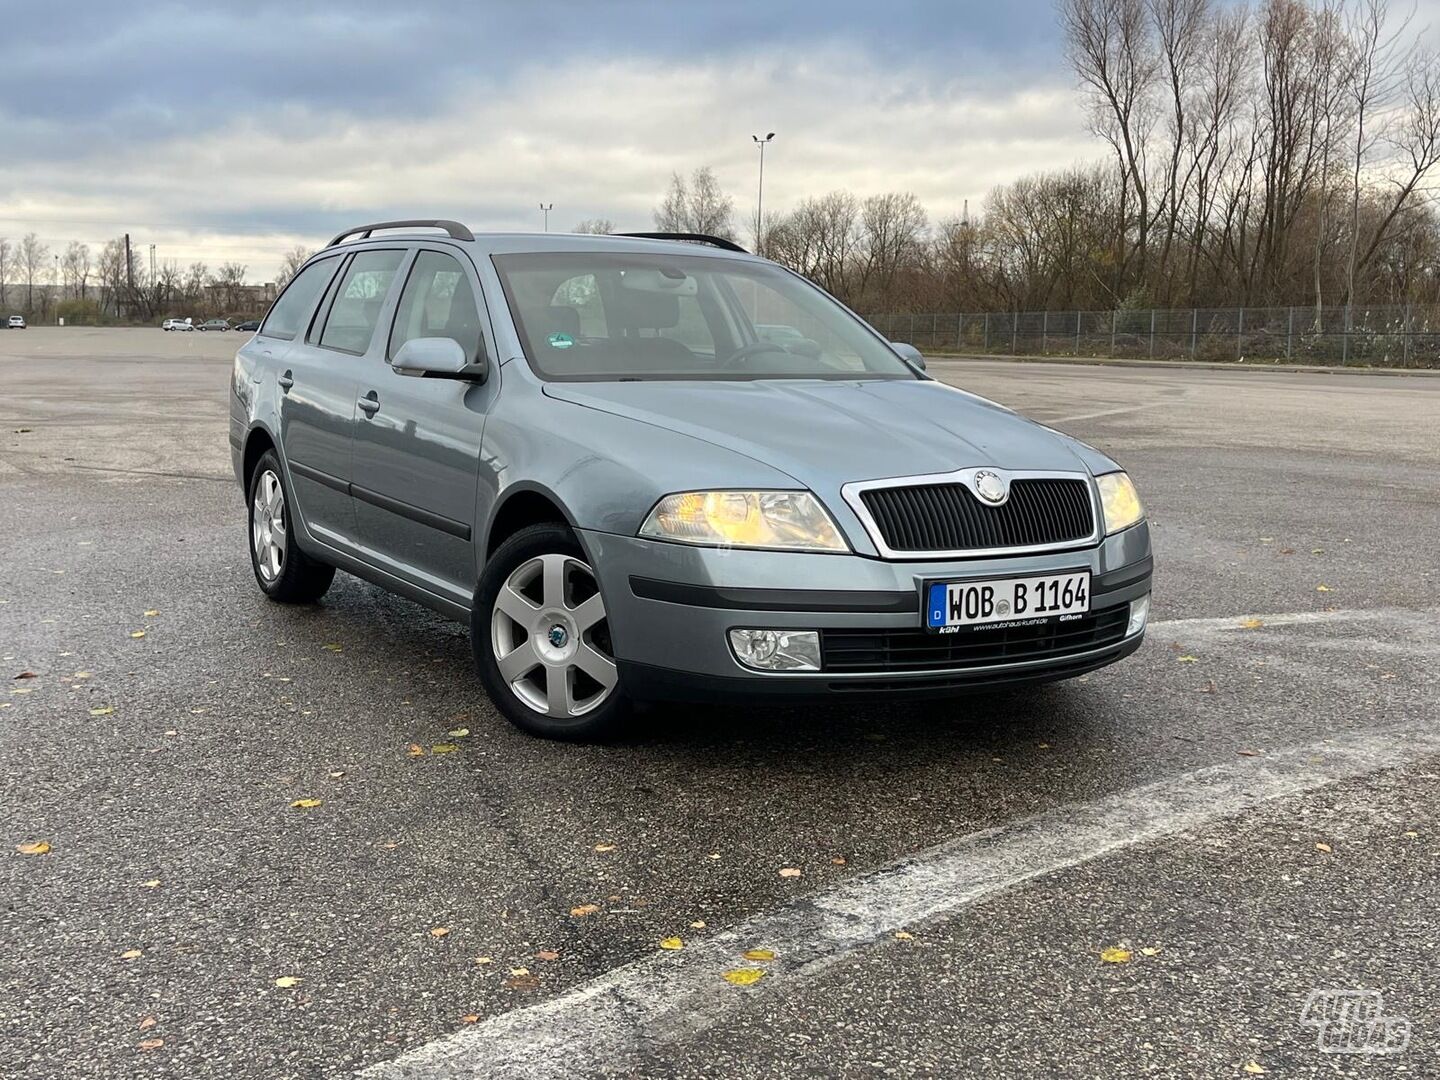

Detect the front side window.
xmin=318 ymin=250 xmax=404 ymax=354
xmin=493 ymin=251 xmax=915 ymax=382
xmin=388 ymin=251 xmax=485 ymax=363
xmin=261 ymin=256 xmax=340 ymax=341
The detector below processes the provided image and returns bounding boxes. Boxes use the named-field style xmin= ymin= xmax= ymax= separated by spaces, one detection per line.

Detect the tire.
xmin=473 ymin=523 xmax=628 ymax=741
xmin=247 ymin=450 xmax=335 ymax=603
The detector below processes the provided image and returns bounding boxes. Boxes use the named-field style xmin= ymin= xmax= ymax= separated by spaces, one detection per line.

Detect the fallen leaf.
xmin=89 ymin=706 xmax=114 ymax=716
xmin=13 ymin=671 xmax=36 ymax=680
xmin=1279 ymin=547 xmax=1295 ymax=555
xmin=475 ymin=956 xmax=494 ymax=965
xmin=1316 ymin=584 xmax=1332 ymax=592
xmin=143 ymin=610 xmax=160 ymax=617
xmin=722 ymin=968 xmax=765 ymax=986
xmin=1237 ymin=749 xmax=1262 ymax=757
xmin=831 ymin=856 xmax=847 ymax=865
xmin=138 ymin=1016 xmax=157 ymax=1031
xmin=129 ymin=630 xmax=146 ymax=639
xmin=274 ymin=976 xmax=301 ymax=988
xmin=16 ymin=841 xmax=51 ymax=855
xmin=593 ymin=843 xmax=616 ymax=853
xmin=407 ymin=744 xmax=425 ymax=757
xmin=290 ymin=798 xmax=322 ymax=809
xmin=322 ymin=643 xmax=343 ymax=652
xmin=139 ymin=1038 xmax=164 ymax=1051
xmin=431 ymin=744 xmax=459 ymax=754
xmin=140 ymin=879 xmax=161 ymax=888
xmin=893 ymin=931 xmax=914 ymax=941
xmin=659 ymin=937 xmax=684 ymax=950
xmin=328 ymin=771 xmax=345 ymax=779
xmin=460 ymin=1013 xmax=480 ymax=1023
xmin=1140 ymin=947 xmax=1160 ymax=957
xmin=1100 ymin=946 xmax=1132 ymax=964
xmin=120 ymin=949 xmax=143 ymax=960
xmin=778 ymin=867 xmax=802 ymax=878
xmin=1311 ymin=548 xmax=1324 ymax=554
xmin=504 ymin=972 xmax=540 ymax=991
xmin=430 ymin=927 xmax=451 ymax=938
xmin=1243 ymin=1064 xmax=1267 ymax=1076
xmin=743 ymin=948 xmax=776 ymax=961
xmin=1176 ymin=655 xmax=1199 ymax=663
xmin=1315 ymin=842 xmax=1332 ymax=853
xmin=536 ymin=950 xmax=560 ymax=962
xmin=570 ymin=904 xmax=600 ymax=917
xmin=1404 ymin=830 xmax=1419 ymax=838
xmin=9 ymin=687 xmax=32 ymax=694
xmin=689 ymin=920 xmax=706 ymax=929
xmin=1239 ymin=617 xmax=1263 ymax=629
xmin=447 ymin=727 xmax=470 ymax=738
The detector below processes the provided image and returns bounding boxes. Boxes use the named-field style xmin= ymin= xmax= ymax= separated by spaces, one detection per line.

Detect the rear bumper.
xmin=580 ymin=523 xmax=1152 ymax=703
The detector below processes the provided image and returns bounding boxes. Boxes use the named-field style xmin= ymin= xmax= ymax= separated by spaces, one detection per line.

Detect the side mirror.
xmin=891 ymin=341 xmax=926 ymax=371
xmin=392 ymin=337 xmax=485 ymax=381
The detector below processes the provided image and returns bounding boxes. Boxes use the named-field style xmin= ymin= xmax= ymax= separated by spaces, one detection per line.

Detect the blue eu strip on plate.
xmin=927 ymin=582 xmax=947 ymax=628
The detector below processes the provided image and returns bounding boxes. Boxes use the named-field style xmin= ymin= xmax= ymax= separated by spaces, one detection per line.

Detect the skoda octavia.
xmin=230 ymin=221 xmax=1152 ymax=740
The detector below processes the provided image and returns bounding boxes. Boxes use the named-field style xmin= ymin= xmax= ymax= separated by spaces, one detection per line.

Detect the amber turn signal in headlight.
xmin=639 ymin=491 xmax=848 ymax=552
xmin=1096 ymin=472 xmax=1144 ymax=534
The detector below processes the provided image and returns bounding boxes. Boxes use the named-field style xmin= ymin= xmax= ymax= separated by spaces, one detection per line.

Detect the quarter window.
xmin=388 ymin=251 xmax=485 ymax=363
xmin=318 ymin=250 xmax=404 ymax=354
xmin=261 ymin=256 xmax=340 ymax=342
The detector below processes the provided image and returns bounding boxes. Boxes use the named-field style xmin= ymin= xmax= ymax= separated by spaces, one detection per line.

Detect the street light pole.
xmin=539 ymin=203 xmax=554 ymax=233
xmin=752 ymin=132 xmax=775 ymax=255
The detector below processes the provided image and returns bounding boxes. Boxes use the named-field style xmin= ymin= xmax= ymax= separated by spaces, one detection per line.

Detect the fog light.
xmin=1127 ymin=594 xmax=1151 ymax=637
xmin=729 ymin=629 xmax=821 ymax=672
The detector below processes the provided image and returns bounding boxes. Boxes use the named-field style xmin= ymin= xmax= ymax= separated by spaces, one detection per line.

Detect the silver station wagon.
xmin=230 ymin=220 xmax=1152 ymax=740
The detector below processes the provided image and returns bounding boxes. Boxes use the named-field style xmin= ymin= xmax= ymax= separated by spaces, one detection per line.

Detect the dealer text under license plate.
xmin=925 ymin=571 xmax=1090 ymax=632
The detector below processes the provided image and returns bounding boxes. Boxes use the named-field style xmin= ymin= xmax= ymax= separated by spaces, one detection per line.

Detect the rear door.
xmin=349 ymin=245 xmax=496 ymax=606
xmin=277 ymin=248 xmax=405 ymax=551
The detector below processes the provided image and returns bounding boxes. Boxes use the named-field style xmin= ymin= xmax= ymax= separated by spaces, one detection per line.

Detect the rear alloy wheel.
xmin=474 ymin=524 xmax=626 ymax=740
xmin=247 ymin=449 xmax=335 ymax=603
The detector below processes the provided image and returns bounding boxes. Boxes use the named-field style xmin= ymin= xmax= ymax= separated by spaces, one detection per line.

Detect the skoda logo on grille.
xmin=972 ymin=470 xmax=1009 ymax=505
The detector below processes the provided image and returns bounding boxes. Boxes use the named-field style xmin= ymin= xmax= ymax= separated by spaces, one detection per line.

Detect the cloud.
xmin=1 ymin=18 xmax=1094 ymax=276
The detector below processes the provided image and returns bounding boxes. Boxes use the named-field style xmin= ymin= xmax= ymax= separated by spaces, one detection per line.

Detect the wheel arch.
xmin=483 ymin=484 xmax=581 ymax=562
xmin=241 ymin=422 xmax=280 ymax=494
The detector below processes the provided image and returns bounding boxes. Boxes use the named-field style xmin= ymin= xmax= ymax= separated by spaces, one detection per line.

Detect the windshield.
xmin=492 ymin=251 xmax=916 ymax=381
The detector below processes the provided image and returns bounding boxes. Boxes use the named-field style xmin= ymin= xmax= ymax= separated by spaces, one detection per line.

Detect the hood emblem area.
xmin=972 ymin=469 xmax=1009 ymax=505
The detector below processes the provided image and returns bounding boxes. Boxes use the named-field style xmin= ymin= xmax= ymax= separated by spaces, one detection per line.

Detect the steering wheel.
xmin=719 ymin=342 xmax=789 ymax=370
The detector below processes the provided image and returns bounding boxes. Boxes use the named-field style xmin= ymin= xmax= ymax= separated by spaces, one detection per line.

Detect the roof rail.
xmin=327 ymin=219 xmax=475 ymax=248
xmin=614 ymin=232 xmax=748 ymax=254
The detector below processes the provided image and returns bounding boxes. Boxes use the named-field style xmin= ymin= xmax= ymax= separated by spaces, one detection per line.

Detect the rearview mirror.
xmin=392 ymin=337 xmax=485 ymax=381
xmin=891 ymin=342 xmax=926 ymax=371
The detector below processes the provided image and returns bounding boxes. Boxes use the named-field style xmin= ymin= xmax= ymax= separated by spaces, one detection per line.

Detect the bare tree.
xmin=275 ymin=246 xmax=312 ymax=289
xmin=653 ymin=167 xmax=736 ymax=238
xmin=573 ymin=219 xmax=616 ymax=234
xmin=61 ymin=242 xmax=91 ymax=300
xmin=19 ymin=234 xmax=48 ymax=314
xmin=209 ymin=262 xmax=248 ymax=314
xmin=0 ymin=237 xmax=11 ymax=308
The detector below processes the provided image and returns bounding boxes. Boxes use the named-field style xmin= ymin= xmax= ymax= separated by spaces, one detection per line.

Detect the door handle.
xmin=278 ymin=370 xmax=294 ymax=391
xmin=358 ymin=391 xmax=380 ymax=417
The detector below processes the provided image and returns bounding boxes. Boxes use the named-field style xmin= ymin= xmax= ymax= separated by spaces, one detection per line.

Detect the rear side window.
xmin=318 ymin=250 xmax=404 ymax=354
xmin=388 ymin=251 xmax=485 ymax=363
xmin=261 ymin=256 xmax=340 ymax=341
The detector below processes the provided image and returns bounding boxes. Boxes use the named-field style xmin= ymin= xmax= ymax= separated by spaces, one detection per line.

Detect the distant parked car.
xmin=6 ymin=315 xmax=25 ymax=330
xmin=198 ymin=318 xmax=231 ymax=332
xmin=162 ymin=318 xmax=194 ymax=331
xmin=233 ymin=319 xmax=261 ymax=332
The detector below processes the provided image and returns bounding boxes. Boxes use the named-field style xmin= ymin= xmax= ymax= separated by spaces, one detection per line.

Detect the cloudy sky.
xmin=2 ymin=0 xmax=1104 ymax=280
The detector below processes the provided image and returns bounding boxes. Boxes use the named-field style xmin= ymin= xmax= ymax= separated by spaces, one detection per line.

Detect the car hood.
xmin=542 ymin=378 xmax=1096 ymax=489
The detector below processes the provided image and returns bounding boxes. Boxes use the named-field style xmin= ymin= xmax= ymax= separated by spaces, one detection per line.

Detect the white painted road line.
xmin=1043 ymin=401 xmax=1171 ymax=424
xmin=362 ymin=723 xmax=1440 ymax=1080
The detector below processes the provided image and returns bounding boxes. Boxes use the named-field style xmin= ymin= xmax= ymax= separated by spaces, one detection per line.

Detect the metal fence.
xmin=861 ymin=306 xmax=1440 ymax=368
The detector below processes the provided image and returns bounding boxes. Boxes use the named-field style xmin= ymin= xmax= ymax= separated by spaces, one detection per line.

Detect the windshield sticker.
xmin=547 ymin=332 xmax=575 ymax=350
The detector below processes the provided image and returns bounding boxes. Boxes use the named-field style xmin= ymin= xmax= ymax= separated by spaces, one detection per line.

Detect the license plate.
xmin=924 ymin=571 xmax=1090 ymax=633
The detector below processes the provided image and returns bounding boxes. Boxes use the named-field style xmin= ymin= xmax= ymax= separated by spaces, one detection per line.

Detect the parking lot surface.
xmin=2 ymin=328 xmax=1437 ymax=1079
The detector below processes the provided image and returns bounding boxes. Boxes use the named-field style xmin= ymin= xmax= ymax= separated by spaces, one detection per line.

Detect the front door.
xmin=350 ymin=247 xmax=495 ymax=608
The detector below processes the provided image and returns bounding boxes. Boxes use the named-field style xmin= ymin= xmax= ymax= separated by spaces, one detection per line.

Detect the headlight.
xmin=640 ymin=491 xmax=848 ymax=552
xmin=1096 ymin=471 xmax=1144 ymax=534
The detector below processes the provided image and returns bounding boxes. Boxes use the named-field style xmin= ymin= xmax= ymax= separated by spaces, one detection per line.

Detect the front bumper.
xmin=580 ymin=522 xmax=1153 ymax=702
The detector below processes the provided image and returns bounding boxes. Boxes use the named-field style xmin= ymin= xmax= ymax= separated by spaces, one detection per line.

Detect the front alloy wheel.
xmin=474 ymin=524 xmax=627 ymax=740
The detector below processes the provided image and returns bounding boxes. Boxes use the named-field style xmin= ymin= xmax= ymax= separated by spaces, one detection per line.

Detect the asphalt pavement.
xmin=1 ymin=329 xmax=1436 ymax=1079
